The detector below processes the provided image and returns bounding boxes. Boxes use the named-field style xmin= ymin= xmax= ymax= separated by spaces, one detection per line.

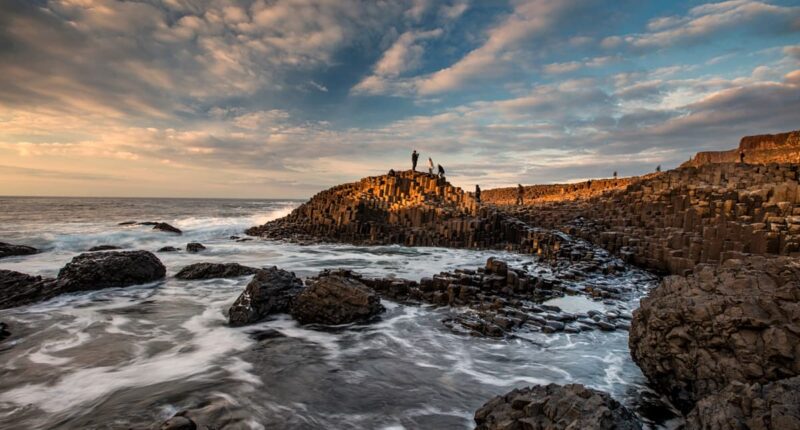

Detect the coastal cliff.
xmin=682 ymin=129 xmax=800 ymax=167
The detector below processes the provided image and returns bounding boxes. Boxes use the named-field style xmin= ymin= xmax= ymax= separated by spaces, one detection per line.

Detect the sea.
xmin=0 ymin=196 xmax=679 ymax=429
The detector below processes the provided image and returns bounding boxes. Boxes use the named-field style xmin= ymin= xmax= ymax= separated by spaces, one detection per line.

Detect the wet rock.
xmin=175 ymin=262 xmax=258 ymax=280
xmin=153 ymin=222 xmax=182 ymax=234
xmin=155 ymin=397 xmax=250 ymax=430
xmin=0 ymin=242 xmax=37 ymax=259
xmin=0 ymin=322 xmax=10 ymax=341
xmin=118 ymin=221 xmax=137 ymax=226
xmin=185 ymin=243 xmax=205 ymax=253
xmin=290 ymin=274 xmax=383 ymax=325
xmin=57 ymin=250 xmax=166 ymax=292
xmin=228 ymin=267 xmax=304 ymax=326
xmin=630 ymin=256 xmax=800 ymax=413
xmin=88 ymin=245 xmax=121 ymax=251
xmin=685 ymin=376 xmax=800 ymax=430
xmin=158 ymin=246 xmax=180 ymax=252
xmin=474 ymin=384 xmax=642 ymax=430
xmin=0 ymin=269 xmax=58 ymax=309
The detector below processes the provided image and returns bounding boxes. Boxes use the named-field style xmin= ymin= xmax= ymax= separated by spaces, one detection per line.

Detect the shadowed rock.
xmin=474 ymin=384 xmax=642 ymax=430
xmin=0 ymin=269 xmax=58 ymax=309
xmin=158 ymin=246 xmax=180 ymax=252
xmin=0 ymin=322 xmax=9 ymax=341
xmin=185 ymin=242 xmax=205 ymax=253
xmin=88 ymin=245 xmax=121 ymax=251
xmin=290 ymin=274 xmax=383 ymax=325
xmin=685 ymin=376 xmax=800 ymax=430
xmin=57 ymin=250 xmax=166 ymax=292
xmin=175 ymin=262 xmax=258 ymax=280
xmin=155 ymin=397 xmax=251 ymax=430
xmin=228 ymin=267 xmax=304 ymax=326
xmin=0 ymin=242 xmax=38 ymax=259
xmin=153 ymin=222 xmax=182 ymax=234
xmin=630 ymin=256 xmax=800 ymax=413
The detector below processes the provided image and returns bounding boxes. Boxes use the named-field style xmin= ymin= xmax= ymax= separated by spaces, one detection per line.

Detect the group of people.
xmin=411 ymin=150 xmax=445 ymax=178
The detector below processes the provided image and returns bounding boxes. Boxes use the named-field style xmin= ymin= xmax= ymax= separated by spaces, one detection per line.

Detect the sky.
xmin=0 ymin=0 xmax=799 ymax=198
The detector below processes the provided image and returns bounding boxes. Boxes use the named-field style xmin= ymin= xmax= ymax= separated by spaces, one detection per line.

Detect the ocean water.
xmin=0 ymin=196 xmax=678 ymax=429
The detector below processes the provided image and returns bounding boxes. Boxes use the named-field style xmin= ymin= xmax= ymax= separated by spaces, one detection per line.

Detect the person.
xmin=739 ymin=150 xmax=745 ymax=164
xmin=656 ymin=165 xmax=661 ymax=173
xmin=516 ymin=184 xmax=524 ymax=206
xmin=437 ymin=164 xmax=445 ymax=178
xmin=428 ymin=157 xmax=434 ymax=175
xmin=613 ymin=171 xmax=617 ymax=179
xmin=475 ymin=184 xmax=481 ymax=204
xmin=411 ymin=150 xmax=419 ymax=171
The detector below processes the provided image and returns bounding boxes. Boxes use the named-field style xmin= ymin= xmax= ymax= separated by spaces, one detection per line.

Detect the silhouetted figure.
xmin=412 ymin=150 xmax=419 ymax=171
xmin=388 ymin=169 xmax=396 ymax=176
xmin=656 ymin=165 xmax=661 ymax=173
xmin=739 ymin=150 xmax=745 ymax=164
xmin=428 ymin=157 xmax=434 ymax=174
xmin=475 ymin=185 xmax=481 ymax=204
xmin=613 ymin=171 xmax=618 ymax=179
xmin=437 ymin=164 xmax=445 ymax=178
xmin=587 ymin=180 xmax=592 ymax=188
xmin=516 ymin=184 xmax=524 ymax=206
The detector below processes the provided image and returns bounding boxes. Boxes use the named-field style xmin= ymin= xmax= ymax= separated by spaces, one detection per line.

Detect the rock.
xmin=0 ymin=322 xmax=10 ymax=341
xmin=159 ymin=415 xmax=196 ymax=430
xmin=175 ymin=263 xmax=258 ymax=280
xmin=118 ymin=221 xmax=137 ymax=226
xmin=154 ymin=397 xmax=250 ymax=430
xmin=630 ymin=256 xmax=800 ymax=413
xmin=474 ymin=384 xmax=642 ymax=430
xmin=88 ymin=245 xmax=121 ymax=251
xmin=685 ymin=376 xmax=800 ymax=430
xmin=158 ymin=246 xmax=180 ymax=252
xmin=228 ymin=267 xmax=304 ymax=326
xmin=57 ymin=251 xmax=166 ymax=292
xmin=185 ymin=242 xmax=205 ymax=253
xmin=0 ymin=269 xmax=58 ymax=309
xmin=290 ymin=274 xmax=383 ymax=325
xmin=153 ymin=222 xmax=182 ymax=234
xmin=0 ymin=242 xmax=37 ymax=259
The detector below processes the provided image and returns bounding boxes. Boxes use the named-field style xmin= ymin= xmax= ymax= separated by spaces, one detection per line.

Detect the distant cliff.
xmin=682 ymin=130 xmax=800 ymax=167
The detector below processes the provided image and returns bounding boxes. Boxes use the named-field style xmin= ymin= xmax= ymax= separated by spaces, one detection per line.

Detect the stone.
xmin=474 ymin=384 xmax=642 ymax=430
xmin=57 ymin=250 xmax=166 ymax=292
xmin=175 ymin=263 xmax=258 ymax=280
xmin=158 ymin=246 xmax=180 ymax=252
xmin=0 ymin=321 xmax=10 ymax=341
xmin=88 ymin=245 xmax=121 ymax=251
xmin=685 ymin=376 xmax=800 ymax=430
xmin=154 ymin=397 xmax=250 ymax=430
xmin=290 ymin=274 xmax=384 ymax=325
xmin=0 ymin=269 xmax=58 ymax=309
xmin=228 ymin=267 xmax=304 ymax=326
xmin=153 ymin=222 xmax=182 ymax=234
xmin=185 ymin=243 xmax=206 ymax=253
xmin=630 ymin=256 xmax=800 ymax=413
xmin=0 ymin=242 xmax=37 ymax=259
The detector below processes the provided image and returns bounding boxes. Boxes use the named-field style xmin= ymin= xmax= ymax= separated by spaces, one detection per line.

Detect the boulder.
xmin=630 ymin=256 xmax=800 ymax=413
xmin=228 ymin=267 xmax=304 ymax=326
xmin=290 ymin=274 xmax=383 ymax=325
xmin=158 ymin=246 xmax=180 ymax=252
xmin=685 ymin=376 xmax=800 ymax=430
xmin=153 ymin=222 xmax=182 ymax=234
xmin=88 ymin=245 xmax=121 ymax=251
xmin=185 ymin=242 xmax=206 ymax=253
xmin=175 ymin=262 xmax=258 ymax=280
xmin=0 ymin=242 xmax=37 ymax=259
xmin=0 ymin=269 xmax=58 ymax=310
xmin=154 ymin=397 xmax=250 ymax=430
xmin=474 ymin=384 xmax=641 ymax=430
xmin=57 ymin=250 xmax=166 ymax=292
xmin=0 ymin=322 xmax=10 ymax=341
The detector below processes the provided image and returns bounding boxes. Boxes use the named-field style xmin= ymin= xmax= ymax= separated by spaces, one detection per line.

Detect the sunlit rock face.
xmin=683 ymin=130 xmax=800 ymax=167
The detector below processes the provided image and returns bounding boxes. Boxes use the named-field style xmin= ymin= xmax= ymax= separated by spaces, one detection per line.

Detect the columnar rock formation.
xmin=683 ymin=130 xmax=800 ymax=167
xmin=482 ymin=176 xmax=644 ymax=206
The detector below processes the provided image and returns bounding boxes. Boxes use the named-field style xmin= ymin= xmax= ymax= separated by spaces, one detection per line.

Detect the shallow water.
xmin=0 ymin=196 xmax=678 ymax=429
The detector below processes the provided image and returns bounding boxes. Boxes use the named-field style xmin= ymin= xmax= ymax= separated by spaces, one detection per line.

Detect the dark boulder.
xmin=0 ymin=269 xmax=58 ymax=310
xmin=0 ymin=242 xmax=37 ymax=259
xmin=630 ymin=257 xmax=800 ymax=413
xmin=158 ymin=246 xmax=180 ymax=252
xmin=0 ymin=322 xmax=10 ymax=341
xmin=185 ymin=242 xmax=205 ymax=253
xmin=57 ymin=250 xmax=166 ymax=292
xmin=153 ymin=222 xmax=182 ymax=234
xmin=118 ymin=221 xmax=138 ymax=226
xmin=228 ymin=267 xmax=304 ymax=326
xmin=290 ymin=274 xmax=383 ymax=325
xmin=175 ymin=262 xmax=258 ymax=280
xmin=685 ymin=376 xmax=800 ymax=430
xmin=474 ymin=384 xmax=642 ymax=430
xmin=155 ymin=397 xmax=250 ymax=430
xmin=88 ymin=245 xmax=121 ymax=251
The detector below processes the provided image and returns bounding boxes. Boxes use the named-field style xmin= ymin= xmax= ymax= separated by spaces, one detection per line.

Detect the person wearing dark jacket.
xmin=475 ymin=185 xmax=481 ymax=204
xmin=516 ymin=184 xmax=524 ymax=205
xmin=437 ymin=164 xmax=445 ymax=178
xmin=412 ymin=150 xmax=419 ymax=171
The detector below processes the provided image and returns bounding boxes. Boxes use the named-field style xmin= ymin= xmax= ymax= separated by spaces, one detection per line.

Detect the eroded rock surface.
xmin=155 ymin=397 xmax=251 ymax=430
xmin=474 ymin=384 xmax=642 ymax=430
xmin=175 ymin=263 xmax=258 ymax=280
xmin=228 ymin=267 xmax=303 ymax=326
xmin=0 ymin=269 xmax=58 ymax=309
xmin=630 ymin=256 xmax=800 ymax=413
xmin=185 ymin=243 xmax=205 ymax=253
xmin=290 ymin=274 xmax=383 ymax=325
xmin=685 ymin=376 xmax=800 ymax=430
xmin=0 ymin=242 xmax=37 ymax=259
xmin=0 ymin=322 xmax=10 ymax=341
xmin=57 ymin=251 xmax=166 ymax=291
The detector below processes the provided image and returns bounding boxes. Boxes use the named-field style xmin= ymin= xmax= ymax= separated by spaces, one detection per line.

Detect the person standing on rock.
xmin=437 ymin=164 xmax=445 ymax=178
xmin=428 ymin=157 xmax=434 ymax=175
xmin=516 ymin=184 xmax=524 ymax=206
xmin=475 ymin=185 xmax=481 ymax=204
xmin=412 ymin=150 xmax=419 ymax=171
xmin=739 ymin=150 xmax=745 ymax=164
